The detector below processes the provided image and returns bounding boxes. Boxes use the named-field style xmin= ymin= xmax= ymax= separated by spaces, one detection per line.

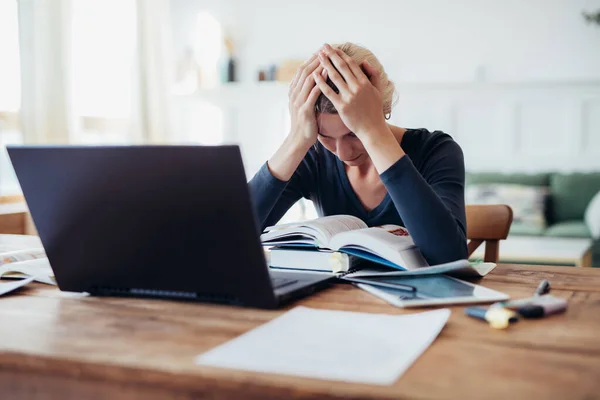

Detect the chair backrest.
xmin=466 ymin=204 xmax=513 ymax=263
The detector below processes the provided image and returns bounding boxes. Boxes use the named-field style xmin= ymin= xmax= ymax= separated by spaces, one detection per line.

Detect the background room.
xmin=1 ymin=0 xmax=600 ymax=266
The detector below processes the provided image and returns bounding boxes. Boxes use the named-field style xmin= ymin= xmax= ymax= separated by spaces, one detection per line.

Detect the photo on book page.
xmin=0 ymin=248 xmax=47 ymax=266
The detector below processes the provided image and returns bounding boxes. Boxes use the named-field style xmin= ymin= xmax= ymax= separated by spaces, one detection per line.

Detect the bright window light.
xmin=0 ymin=0 xmax=21 ymax=112
xmin=195 ymin=11 xmax=222 ymax=88
xmin=71 ymin=0 xmax=137 ymax=119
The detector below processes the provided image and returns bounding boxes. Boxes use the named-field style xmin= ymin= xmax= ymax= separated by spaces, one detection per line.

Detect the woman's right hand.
xmin=287 ymin=54 xmax=325 ymax=147
xmin=266 ymin=54 xmax=324 ymax=182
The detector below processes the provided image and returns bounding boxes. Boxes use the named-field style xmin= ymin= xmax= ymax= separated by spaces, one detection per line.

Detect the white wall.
xmin=169 ymin=0 xmax=600 ymax=174
xmin=170 ymin=0 xmax=600 ymax=84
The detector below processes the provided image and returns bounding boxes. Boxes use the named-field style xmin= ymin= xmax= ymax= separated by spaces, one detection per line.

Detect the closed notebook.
xmin=269 ymin=247 xmax=365 ymax=273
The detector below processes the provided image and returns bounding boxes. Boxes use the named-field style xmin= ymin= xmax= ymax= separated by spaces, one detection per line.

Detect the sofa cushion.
xmin=550 ymin=173 xmax=600 ymax=223
xmin=509 ymin=222 xmax=546 ymax=236
xmin=465 ymin=184 xmax=548 ymax=229
xmin=466 ymin=172 xmax=550 ymax=187
xmin=544 ymin=221 xmax=591 ymax=238
xmin=585 ymin=190 xmax=600 ymax=239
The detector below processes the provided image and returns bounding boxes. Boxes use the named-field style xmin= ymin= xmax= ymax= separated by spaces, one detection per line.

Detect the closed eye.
xmin=318 ymin=132 xmax=356 ymax=139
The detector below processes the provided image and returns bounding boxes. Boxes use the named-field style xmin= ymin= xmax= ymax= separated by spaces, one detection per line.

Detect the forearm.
xmin=381 ymin=157 xmax=468 ymax=265
xmin=358 ymin=124 xmax=406 ymax=174
xmin=248 ymin=164 xmax=294 ymax=231
xmin=249 ymin=134 xmax=314 ymax=230
xmin=268 ymin=132 xmax=314 ymax=181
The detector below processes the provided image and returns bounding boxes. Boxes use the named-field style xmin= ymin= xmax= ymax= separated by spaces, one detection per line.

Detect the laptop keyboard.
xmin=270 ymin=276 xmax=298 ymax=289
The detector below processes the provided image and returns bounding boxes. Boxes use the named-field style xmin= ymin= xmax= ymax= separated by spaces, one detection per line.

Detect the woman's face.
xmin=316 ymin=113 xmax=368 ymax=167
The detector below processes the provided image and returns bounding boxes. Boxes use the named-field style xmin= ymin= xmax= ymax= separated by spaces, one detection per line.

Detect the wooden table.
xmin=1 ymin=237 xmax=600 ymax=399
xmin=471 ymin=236 xmax=593 ymax=268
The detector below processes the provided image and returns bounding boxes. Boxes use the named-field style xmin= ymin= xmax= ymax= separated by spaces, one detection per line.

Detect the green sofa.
xmin=466 ymin=172 xmax=600 ymax=267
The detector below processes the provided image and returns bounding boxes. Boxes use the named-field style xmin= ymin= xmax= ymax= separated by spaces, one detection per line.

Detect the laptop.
xmin=7 ymin=145 xmax=332 ymax=309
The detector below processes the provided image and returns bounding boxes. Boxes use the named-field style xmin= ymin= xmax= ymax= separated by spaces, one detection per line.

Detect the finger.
xmin=335 ymin=49 xmax=368 ymax=84
xmin=322 ymin=46 xmax=359 ymax=89
xmin=318 ymin=51 xmax=348 ymax=93
xmin=293 ymin=54 xmax=317 ymax=84
xmin=362 ymin=60 xmax=381 ymax=90
xmin=289 ymin=54 xmax=318 ymax=95
xmin=290 ymin=57 xmax=320 ymax=96
xmin=298 ymin=64 xmax=323 ymax=103
xmin=306 ymin=83 xmax=322 ymax=107
xmin=313 ymin=69 xmax=340 ymax=105
xmin=289 ymin=55 xmax=318 ymax=94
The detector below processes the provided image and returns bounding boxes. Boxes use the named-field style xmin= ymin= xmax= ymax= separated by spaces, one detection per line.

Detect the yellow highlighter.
xmin=465 ymin=306 xmax=519 ymax=329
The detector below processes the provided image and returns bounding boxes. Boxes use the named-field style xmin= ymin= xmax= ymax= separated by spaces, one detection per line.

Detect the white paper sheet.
xmin=0 ymin=276 xmax=35 ymax=296
xmin=195 ymin=306 xmax=450 ymax=385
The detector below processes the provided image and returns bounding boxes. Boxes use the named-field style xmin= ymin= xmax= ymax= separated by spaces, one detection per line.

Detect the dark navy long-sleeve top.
xmin=248 ymin=128 xmax=468 ymax=265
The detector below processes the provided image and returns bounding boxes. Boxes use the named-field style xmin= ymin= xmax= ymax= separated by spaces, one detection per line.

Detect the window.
xmin=0 ymin=0 xmax=22 ymax=194
xmin=70 ymin=0 xmax=137 ymax=144
xmin=171 ymin=11 xmax=225 ymax=145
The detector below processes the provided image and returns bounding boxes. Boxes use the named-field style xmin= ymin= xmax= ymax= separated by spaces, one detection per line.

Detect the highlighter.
xmin=511 ymin=295 xmax=568 ymax=318
xmin=491 ymin=295 xmax=568 ymax=319
xmin=464 ymin=306 xmax=519 ymax=329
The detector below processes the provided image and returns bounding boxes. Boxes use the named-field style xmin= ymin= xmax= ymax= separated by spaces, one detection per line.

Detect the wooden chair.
xmin=466 ymin=204 xmax=513 ymax=263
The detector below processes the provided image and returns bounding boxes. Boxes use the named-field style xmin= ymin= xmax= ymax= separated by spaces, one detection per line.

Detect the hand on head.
xmin=287 ymin=53 xmax=326 ymax=147
xmin=313 ymin=43 xmax=387 ymax=139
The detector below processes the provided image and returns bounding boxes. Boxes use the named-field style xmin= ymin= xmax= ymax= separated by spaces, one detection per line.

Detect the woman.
xmin=248 ymin=43 xmax=467 ymax=265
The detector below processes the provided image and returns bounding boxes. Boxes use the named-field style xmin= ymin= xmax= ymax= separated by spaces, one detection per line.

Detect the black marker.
xmin=534 ymin=279 xmax=550 ymax=296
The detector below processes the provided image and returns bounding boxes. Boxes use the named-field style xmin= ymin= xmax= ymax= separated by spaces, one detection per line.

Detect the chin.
xmin=341 ymin=154 xmax=364 ymax=166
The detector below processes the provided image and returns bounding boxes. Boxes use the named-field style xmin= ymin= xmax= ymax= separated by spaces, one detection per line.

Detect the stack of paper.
xmin=1 ymin=248 xmax=56 ymax=296
xmin=196 ymin=306 xmax=450 ymax=385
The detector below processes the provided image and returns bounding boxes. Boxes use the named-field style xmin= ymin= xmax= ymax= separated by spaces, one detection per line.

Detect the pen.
xmin=534 ymin=279 xmax=551 ymax=296
xmin=465 ymin=306 xmax=519 ymax=329
xmin=341 ymin=276 xmax=417 ymax=293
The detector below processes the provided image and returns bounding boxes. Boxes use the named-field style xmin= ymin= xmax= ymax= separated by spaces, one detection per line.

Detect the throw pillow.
xmin=465 ymin=184 xmax=549 ymax=229
xmin=584 ymin=190 xmax=600 ymax=239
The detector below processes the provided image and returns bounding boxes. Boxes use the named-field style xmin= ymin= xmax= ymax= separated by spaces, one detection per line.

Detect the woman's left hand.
xmin=313 ymin=43 xmax=388 ymax=140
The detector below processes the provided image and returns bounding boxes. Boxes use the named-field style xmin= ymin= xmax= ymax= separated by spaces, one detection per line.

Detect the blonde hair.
xmin=315 ymin=42 xmax=396 ymax=116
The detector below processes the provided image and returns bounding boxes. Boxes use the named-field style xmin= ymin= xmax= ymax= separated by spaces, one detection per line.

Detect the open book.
xmin=262 ymin=215 xmax=494 ymax=278
xmin=262 ymin=215 xmax=428 ymax=271
xmin=0 ymin=249 xmax=56 ymax=296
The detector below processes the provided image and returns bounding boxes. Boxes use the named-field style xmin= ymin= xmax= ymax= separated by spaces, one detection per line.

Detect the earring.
xmin=384 ymin=112 xmax=391 ymax=120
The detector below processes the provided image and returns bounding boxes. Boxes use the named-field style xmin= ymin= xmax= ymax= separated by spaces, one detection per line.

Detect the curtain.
xmin=17 ymin=0 xmax=73 ymax=144
xmin=132 ymin=0 xmax=174 ymax=144
xmin=16 ymin=0 xmax=174 ymax=145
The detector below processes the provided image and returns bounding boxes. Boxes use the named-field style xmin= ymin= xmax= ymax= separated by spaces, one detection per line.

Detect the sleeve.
xmin=380 ymin=140 xmax=468 ymax=265
xmin=247 ymin=150 xmax=317 ymax=231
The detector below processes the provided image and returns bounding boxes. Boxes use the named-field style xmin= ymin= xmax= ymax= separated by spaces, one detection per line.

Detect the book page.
xmin=346 ymin=259 xmax=485 ymax=278
xmin=329 ymin=225 xmax=428 ymax=270
xmin=0 ymin=258 xmax=56 ymax=285
xmin=196 ymin=306 xmax=450 ymax=385
xmin=261 ymin=215 xmax=367 ymax=248
xmin=0 ymin=248 xmax=47 ymax=266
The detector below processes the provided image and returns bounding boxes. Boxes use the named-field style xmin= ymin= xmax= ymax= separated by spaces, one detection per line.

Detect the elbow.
xmin=423 ymin=231 xmax=468 ymax=266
